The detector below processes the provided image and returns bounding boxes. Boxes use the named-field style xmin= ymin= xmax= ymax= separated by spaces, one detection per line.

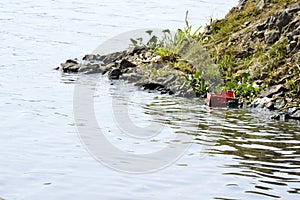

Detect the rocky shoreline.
xmin=202 ymin=0 xmax=300 ymax=120
xmin=60 ymin=46 xmax=196 ymax=98
xmin=59 ymin=0 xmax=300 ymax=121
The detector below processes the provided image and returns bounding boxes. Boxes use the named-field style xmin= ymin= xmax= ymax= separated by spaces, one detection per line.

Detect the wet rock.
xmin=260 ymin=84 xmax=287 ymax=98
xmin=250 ymin=97 xmax=272 ymax=108
xmin=142 ymin=82 xmax=174 ymax=95
xmin=142 ymin=83 xmax=165 ymax=90
xmin=266 ymin=101 xmax=275 ymax=110
xmin=288 ymin=107 xmax=298 ymax=115
xmin=274 ymin=97 xmax=286 ymax=110
xmin=120 ymin=73 xmax=143 ymax=82
xmin=284 ymin=112 xmax=300 ymax=120
xmin=265 ymin=30 xmax=280 ymax=44
xmin=60 ymin=59 xmax=80 ymax=73
xmin=271 ymin=114 xmax=280 ymax=120
xmin=276 ymin=11 xmax=292 ymax=30
xmin=162 ymin=74 xmax=177 ymax=86
xmin=82 ymin=54 xmax=97 ymax=61
xmin=270 ymin=107 xmax=300 ymax=121
xmin=119 ymin=59 xmax=136 ymax=69
xmin=79 ymin=64 xmax=102 ymax=74
xmin=101 ymin=51 xmax=124 ymax=65
xmin=102 ymin=63 xmax=116 ymax=75
xmin=109 ymin=68 xmax=122 ymax=80
xmin=291 ymin=110 xmax=300 ymax=119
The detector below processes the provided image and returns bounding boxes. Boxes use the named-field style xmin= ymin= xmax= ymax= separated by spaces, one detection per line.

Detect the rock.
xmin=101 ymin=51 xmax=124 ymax=65
xmin=60 ymin=59 xmax=80 ymax=73
xmin=288 ymin=107 xmax=298 ymax=114
xmin=256 ymin=31 xmax=265 ymax=39
xmin=293 ymin=29 xmax=299 ymax=36
xmin=163 ymin=74 xmax=177 ymax=86
xmin=142 ymin=82 xmax=174 ymax=95
xmin=256 ymin=23 xmax=266 ymax=31
xmin=285 ymin=18 xmax=300 ymax=34
xmin=243 ymin=21 xmax=251 ymax=27
xmin=256 ymin=0 xmax=265 ymax=10
xmin=79 ymin=64 xmax=102 ymax=74
xmin=266 ymin=101 xmax=275 ymax=110
xmin=277 ymin=74 xmax=293 ymax=84
xmin=259 ymin=97 xmax=272 ymax=108
xmin=265 ymin=30 xmax=280 ymax=44
xmin=142 ymin=83 xmax=165 ymax=90
xmin=250 ymin=97 xmax=272 ymax=108
xmin=119 ymin=59 xmax=136 ymax=69
xmin=271 ymin=110 xmax=300 ymax=121
xmin=264 ymin=16 xmax=277 ymax=29
xmin=291 ymin=110 xmax=300 ymax=119
xmin=109 ymin=68 xmax=122 ymax=80
xmin=276 ymin=11 xmax=292 ymax=30
xmin=287 ymin=3 xmax=300 ymax=13
xmin=284 ymin=112 xmax=300 ymax=120
xmin=82 ymin=54 xmax=97 ymax=61
xmin=271 ymin=114 xmax=280 ymax=120
xmin=287 ymin=32 xmax=294 ymax=42
xmin=260 ymin=84 xmax=287 ymax=98
xmin=102 ymin=63 xmax=116 ymax=75
xmin=238 ymin=0 xmax=247 ymax=9
xmin=274 ymin=97 xmax=286 ymax=110
xmin=120 ymin=73 xmax=143 ymax=82
xmin=260 ymin=72 xmax=269 ymax=80
xmin=127 ymin=46 xmax=147 ymax=56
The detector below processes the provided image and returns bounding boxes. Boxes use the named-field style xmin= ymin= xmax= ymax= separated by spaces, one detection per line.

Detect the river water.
xmin=1 ymin=0 xmax=300 ymax=199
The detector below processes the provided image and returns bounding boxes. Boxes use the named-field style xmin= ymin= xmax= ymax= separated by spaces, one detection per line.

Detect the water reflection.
xmin=202 ymin=109 xmax=300 ymax=198
xmin=136 ymin=95 xmax=300 ymax=198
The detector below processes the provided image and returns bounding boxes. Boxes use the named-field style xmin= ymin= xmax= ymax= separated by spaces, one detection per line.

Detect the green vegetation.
xmin=184 ymin=72 xmax=208 ymax=97
xmin=130 ymin=1 xmax=299 ymax=104
xmin=224 ymin=72 xmax=262 ymax=99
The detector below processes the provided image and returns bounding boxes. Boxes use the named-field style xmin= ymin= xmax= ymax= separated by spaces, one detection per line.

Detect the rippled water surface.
xmin=1 ymin=0 xmax=300 ymax=200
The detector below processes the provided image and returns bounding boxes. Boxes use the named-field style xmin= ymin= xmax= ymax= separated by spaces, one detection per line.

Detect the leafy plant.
xmin=224 ymin=72 xmax=261 ymax=99
xmin=185 ymin=71 xmax=208 ymax=97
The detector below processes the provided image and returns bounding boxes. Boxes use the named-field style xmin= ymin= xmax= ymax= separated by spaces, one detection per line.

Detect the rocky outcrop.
xmin=203 ymin=0 xmax=300 ymax=120
xmin=59 ymin=46 xmax=195 ymax=97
